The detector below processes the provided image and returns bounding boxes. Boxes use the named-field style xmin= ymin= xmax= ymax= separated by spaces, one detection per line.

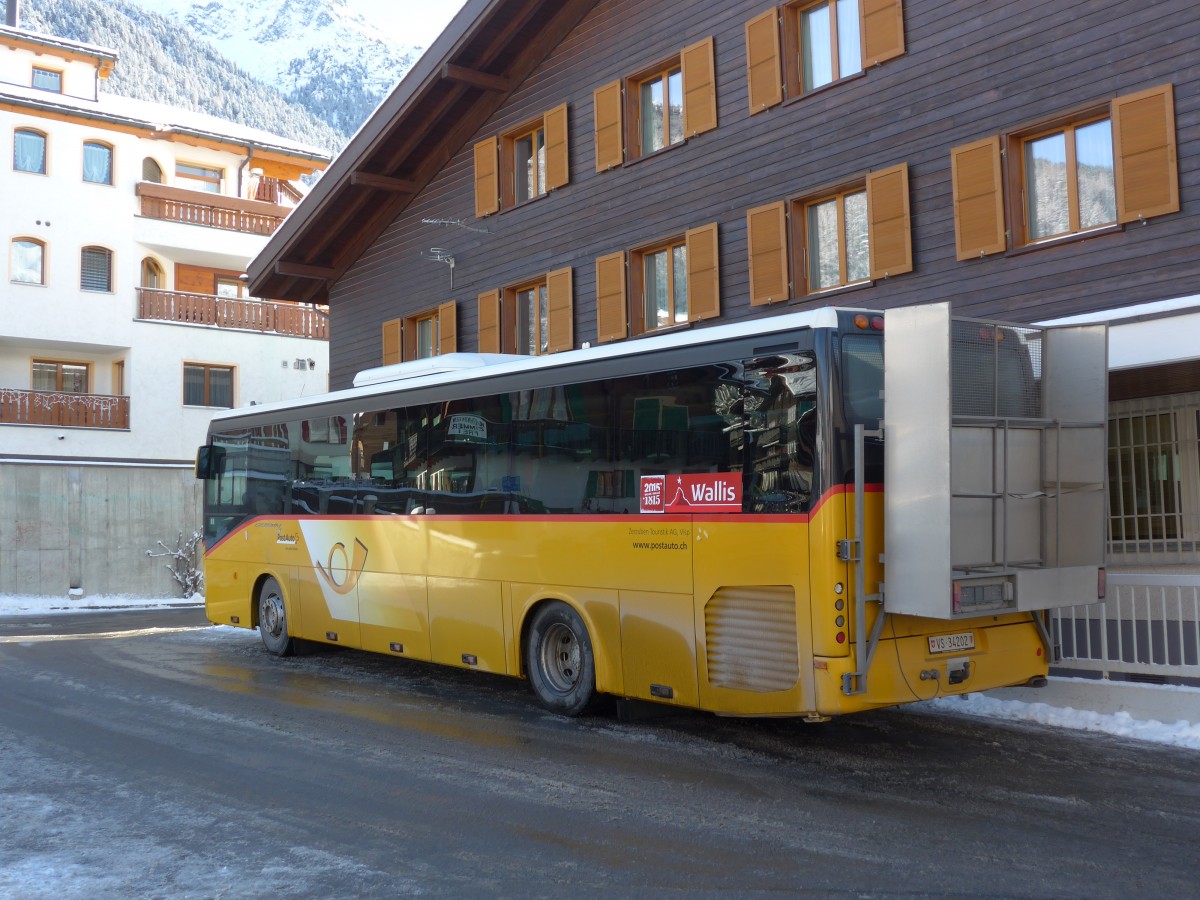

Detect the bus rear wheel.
xmin=525 ymin=602 xmax=596 ymax=717
xmin=258 ymin=577 xmax=294 ymax=657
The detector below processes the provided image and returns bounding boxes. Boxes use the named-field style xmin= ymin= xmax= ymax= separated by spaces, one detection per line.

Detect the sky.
xmin=2 ymin=592 xmax=1198 ymax=751
xmin=352 ymin=0 xmax=468 ymax=47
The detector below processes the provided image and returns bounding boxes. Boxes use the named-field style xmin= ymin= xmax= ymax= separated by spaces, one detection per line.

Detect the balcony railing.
xmin=0 ymin=388 xmax=129 ymax=430
xmin=136 ymin=182 xmax=290 ymax=236
xmin=137 ymin=288 xmax=330 ymax=340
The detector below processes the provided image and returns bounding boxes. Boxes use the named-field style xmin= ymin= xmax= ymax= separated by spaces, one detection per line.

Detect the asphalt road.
xmin=0 ymin=608 xmax=1196 ymax=898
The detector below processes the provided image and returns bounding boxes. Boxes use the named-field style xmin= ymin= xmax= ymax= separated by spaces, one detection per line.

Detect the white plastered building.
xmin=0 ymin=23 xmax=331 ymax=597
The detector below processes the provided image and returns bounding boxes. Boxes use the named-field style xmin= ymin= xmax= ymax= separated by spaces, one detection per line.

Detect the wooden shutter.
xmin=681 ymin=37 xmax=718 ymax=137
xmin=403 ymin=318 xmax=417 ymax=362
xmin=546 ymin=267 xmax=574 ymax=354
xmin=595 ymin=252 xmax=628 ymax=343
xmin=861 ymin=0 xmax=905 ymax=67
xmin=594 ymin=80 xmax=623 ymax=172
xmin=437 ymin=301 xmax=457 ymax=356
xmin=477 ymin=290 xmax=501 ymax=353
xmin=950 ymin=137 xmax=1006 ymax=260
xmin=866 ymin=163 xmax=912 ymax=279
xmin=473 ymin=137 xmax=499 ymax=217
xmin=544 ymin=103 xmax=570 ymax=191
xmin=745 ymin=9 xmax=782 ymax=114
xmin=381 ymin=319 xmax=402 ymax=365
xmin=686 ymin=222 xmax=720 ymax=321
xmin=1113 ymin=83 xmax=1179 ymax=224
xmin=746 ymin=202 xmax=789 ymax=306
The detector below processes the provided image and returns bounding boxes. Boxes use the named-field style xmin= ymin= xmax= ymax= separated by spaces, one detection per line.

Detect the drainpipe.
xmin=238 ymin=145 xmax=252 ymax=199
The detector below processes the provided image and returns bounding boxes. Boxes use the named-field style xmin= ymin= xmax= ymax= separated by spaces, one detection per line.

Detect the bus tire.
xmin=525 ymin=602 xmax=596 ymax=717
xmin=258 ymin=577 xmax=295 ymax=657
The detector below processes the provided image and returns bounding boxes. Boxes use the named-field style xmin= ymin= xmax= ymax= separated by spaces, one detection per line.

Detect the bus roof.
xmin=210 ymin=305 xmax=850 ymax=429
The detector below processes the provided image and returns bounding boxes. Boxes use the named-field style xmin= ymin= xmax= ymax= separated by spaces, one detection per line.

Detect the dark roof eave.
xmin=246 ymin=0 xmax=500 ymax=291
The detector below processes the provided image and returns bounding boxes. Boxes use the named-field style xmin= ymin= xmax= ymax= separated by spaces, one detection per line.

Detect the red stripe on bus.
xmin=204 ymin=483 xmax=884 ymax=554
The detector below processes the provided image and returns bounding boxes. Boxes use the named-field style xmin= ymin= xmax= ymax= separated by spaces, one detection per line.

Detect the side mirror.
xmin=195 ymin=444 xmax=225 ymax=480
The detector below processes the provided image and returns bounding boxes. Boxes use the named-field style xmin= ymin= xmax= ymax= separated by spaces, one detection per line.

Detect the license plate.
xmin=928 ymin=632 xmax=975 ymax=654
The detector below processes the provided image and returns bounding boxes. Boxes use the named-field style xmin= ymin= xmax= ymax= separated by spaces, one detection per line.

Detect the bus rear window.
xmin=841 ymin=334 xmax=883 ymax=423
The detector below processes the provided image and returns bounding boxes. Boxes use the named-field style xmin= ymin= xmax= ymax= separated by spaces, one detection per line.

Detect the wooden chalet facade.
xmin=249 ymin=0 xmax=1200 ymax=684
xmin=250 ymin=0 xmax=1197 ymax=390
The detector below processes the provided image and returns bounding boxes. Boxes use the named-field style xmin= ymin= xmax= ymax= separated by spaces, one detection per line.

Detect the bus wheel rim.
xmin=262 ymin=592 xmax=285 ymax=637
xmin=540 ymin=622 xmax=581 ymax=694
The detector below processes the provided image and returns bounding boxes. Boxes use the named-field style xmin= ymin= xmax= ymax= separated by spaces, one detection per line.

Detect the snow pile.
xmin=0 ymin=594 xmax=202 ymax=615
xmin=928 ymin=691 xmax=1200 ymax=750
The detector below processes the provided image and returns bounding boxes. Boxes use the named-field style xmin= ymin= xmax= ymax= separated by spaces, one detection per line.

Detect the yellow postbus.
xmin=197 ymin=302 xmax=1107 ymax=719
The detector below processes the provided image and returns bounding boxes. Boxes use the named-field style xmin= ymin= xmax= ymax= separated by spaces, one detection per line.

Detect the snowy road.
xmin=1 ymin=608 xmax=1196 ymax=897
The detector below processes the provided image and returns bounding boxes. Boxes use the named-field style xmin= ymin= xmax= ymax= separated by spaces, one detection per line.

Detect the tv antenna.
xmin=421 ymin=217 xmax=488 ymax=234
xmin=422 ymin=248 xmax=456 ymax=287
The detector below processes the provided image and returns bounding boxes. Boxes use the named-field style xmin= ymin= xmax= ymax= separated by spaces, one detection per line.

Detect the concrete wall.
xmin=0 ymin=460 xmax=203 ymax=598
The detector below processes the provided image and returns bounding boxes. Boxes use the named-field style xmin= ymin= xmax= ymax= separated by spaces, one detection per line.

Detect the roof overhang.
xmin=246 ymin=0 xmax=597 ymax=305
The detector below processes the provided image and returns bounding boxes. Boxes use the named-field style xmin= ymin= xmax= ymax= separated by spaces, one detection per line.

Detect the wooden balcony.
xmin=0 ymin=388 xmax=129 ymax=430
xmin=137 ymin=288 xmax=330 ymax=340
xmin=136 ymin=182 xmax=290 ymax=236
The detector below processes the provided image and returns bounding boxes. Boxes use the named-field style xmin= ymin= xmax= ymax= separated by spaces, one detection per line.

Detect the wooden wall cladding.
xmin=327 ymin=0 xmax=1200 ymax=389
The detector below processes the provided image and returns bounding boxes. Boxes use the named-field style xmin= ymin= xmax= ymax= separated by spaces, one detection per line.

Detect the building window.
xmin=512 ymin=122 xmax=546 ymax=204
xmin=142 ymin=157 xmax=163 ymax=183
xmin=1107 ymin=403 xmax=1199 ymax=547
xmin=216 ymin=276 xmax=244 ymax=298
xmin=11 ymin=238 xmax=45 ymax=285
xmin=183 ymin=364 xmax=234 ymax=408
xmin=474 ymin=104 xmax=568 ymax=217
xmin=802 ymin=187 xmax=869 ymax=291
xmin=594 ymin=225 xmax=719 ymax=343
xmin=32 ymin=67 xmax=62 ymax=93
xmin=14 ymin=128 xmax=46 ymax=174
xmin=635 ymin=62 xmax=684 ymax=157
xmin=80 ymin=247 xmax=113 ymax=292
xmin=951 ymin=83 xmax=1179 ymax=259
xmin=1022 ymin=118 xmax=1116 ymax=242
xmin=513 ymin=278 xmax=550 ymax=355
xmin=176 ymin=162 xmax=222 ymax=194
xmin=478 ymin=269 xmax=573 ymax=355
xmin=593 ymin=38 xmax=716 ymax=171
xmin=635 ymin=239 xmax=688 ymax=331
xmin=381 ymin=302 xmax=457 ymax=364
xmin=141 ymin=257 xmax=164 ymax=289
xmin=742 ymin=165 xmax=911 ymax=302
xmin=33 ymin=360 xmax=88 ymax=393
xmin=745 ymin=1 xmax=904 ymax=113
xmin=795 ymin=0 xmax=862 ymax=92
xmin=83 ymin=141 xmax=113 ymax=184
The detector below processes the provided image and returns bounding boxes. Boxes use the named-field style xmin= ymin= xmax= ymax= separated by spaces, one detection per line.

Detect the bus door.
xmin=290 ymin=413 xmax=364 ymax=648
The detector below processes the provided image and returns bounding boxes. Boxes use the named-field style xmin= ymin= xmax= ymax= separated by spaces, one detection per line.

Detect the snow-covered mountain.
xmin=22 ymin=0 xmax=347 ymax=151
xmin=125 ymin=0 xmax=423 ymax=137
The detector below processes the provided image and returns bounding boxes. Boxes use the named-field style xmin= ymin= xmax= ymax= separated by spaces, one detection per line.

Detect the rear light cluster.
xmin=853 ymin=314 xmax=885 ymax=331
xmin=834 ymin=582 xmax=846 ymax=644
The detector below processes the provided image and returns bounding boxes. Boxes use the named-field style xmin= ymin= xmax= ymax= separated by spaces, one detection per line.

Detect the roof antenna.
xmin=421 ymin=248 xmax=455 ymax=287
xmin=421 ymin=217 xmax=488 ymax=234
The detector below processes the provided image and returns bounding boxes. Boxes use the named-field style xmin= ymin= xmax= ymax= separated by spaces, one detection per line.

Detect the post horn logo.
xmin=315 ymin=538 xmax=369 ymax=595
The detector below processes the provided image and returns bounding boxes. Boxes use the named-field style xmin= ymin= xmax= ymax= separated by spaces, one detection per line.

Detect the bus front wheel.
xmin=258 ymin=577 xmax=294 ymax=657
xmin=525 ymin=602 xmax=596 ymax=716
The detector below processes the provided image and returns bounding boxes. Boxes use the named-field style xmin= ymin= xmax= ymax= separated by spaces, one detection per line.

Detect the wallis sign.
xmin=640 ymin=473 xmax=741 ymax=514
